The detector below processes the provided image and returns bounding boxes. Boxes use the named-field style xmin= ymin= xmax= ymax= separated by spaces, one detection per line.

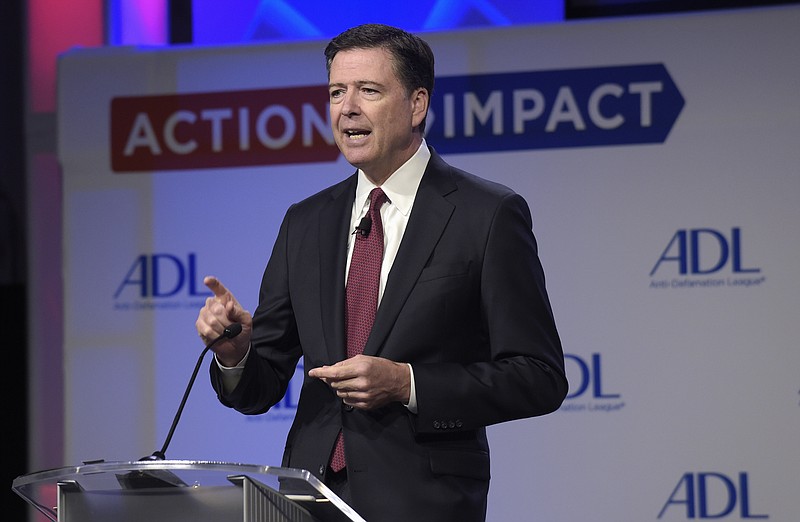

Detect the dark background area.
xmin=2 ymin=0 xmax=28 ymax=519
xmin=566 ymin=0 xmax=800 ymax=17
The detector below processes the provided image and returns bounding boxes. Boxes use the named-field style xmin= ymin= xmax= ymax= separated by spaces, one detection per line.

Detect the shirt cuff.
xmin=215 ymin=345 xmax=250 ymax=394
xmin=405 ymin=363 xmax=418 ymax=414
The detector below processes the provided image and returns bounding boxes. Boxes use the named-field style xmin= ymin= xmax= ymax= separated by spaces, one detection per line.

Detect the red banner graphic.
xmin=111 ymin=85 xmax=339 ymax=172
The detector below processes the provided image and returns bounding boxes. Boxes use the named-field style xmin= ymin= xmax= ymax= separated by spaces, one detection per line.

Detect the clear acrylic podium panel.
xmin=12 ymin=460 xmax=366 ymax=522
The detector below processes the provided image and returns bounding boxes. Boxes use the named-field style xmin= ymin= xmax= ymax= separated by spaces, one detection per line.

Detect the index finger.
xmin=204 ymin=276 xmax=231 ymax=299
xmin=308 ymin=361 xmax=349 ymax=381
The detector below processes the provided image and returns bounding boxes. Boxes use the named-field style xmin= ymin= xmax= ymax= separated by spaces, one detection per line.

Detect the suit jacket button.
xmin=448 ymin=420 xmax=456 ymax=429
xmin=344 ymin=403 xmax=354 ymax=411
xmin=433 ymin=420 xmax=441 ymax=429
xmin=319 ymin=465 xmax=325 ymax=475
xmin=455 ymin=420 xmax=463 ymax=428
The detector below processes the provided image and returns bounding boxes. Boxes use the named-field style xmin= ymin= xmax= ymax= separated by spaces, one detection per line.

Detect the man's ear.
xmin=411 ymin=88 xmax=429 ymax=128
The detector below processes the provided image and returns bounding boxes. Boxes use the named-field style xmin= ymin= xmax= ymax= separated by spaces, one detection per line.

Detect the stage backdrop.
xmin=57 ymin=6 xmax=799 ymax=520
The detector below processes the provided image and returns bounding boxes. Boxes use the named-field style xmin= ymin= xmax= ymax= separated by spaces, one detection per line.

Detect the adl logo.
xmin=561 ymin=353 xmax=624 ymax=413
xmin=114 ymin=253 xmax=211 ymax=308
xmin=659 ymin=472 xmax=768 ymax=519
xmin=649 ymin=228 xmax=765 ymax=289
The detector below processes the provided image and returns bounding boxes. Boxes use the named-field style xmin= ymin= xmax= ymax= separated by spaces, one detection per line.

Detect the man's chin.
xmin=340 ymin=149 xmax=372 ymax=170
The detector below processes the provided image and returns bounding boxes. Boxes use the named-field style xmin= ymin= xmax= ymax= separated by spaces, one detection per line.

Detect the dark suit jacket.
xmin=211 ymin=148 xmax=567 ymax=521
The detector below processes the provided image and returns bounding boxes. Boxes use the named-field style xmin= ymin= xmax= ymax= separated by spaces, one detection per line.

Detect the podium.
xmin=12 ymin=460 xmax=366 ymax=522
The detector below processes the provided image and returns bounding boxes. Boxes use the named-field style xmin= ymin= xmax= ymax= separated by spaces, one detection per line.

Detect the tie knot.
xmin=369 ymin=187 xmax=388 ymax=210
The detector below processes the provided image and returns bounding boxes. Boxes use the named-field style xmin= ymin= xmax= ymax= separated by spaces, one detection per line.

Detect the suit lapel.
xmin=364 ymin=152 xmax=457 ymax=357
xmin=319 ymin=175 xmax=357 ymax=363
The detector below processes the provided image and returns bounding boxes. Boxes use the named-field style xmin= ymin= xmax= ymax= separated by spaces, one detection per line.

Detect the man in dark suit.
xmin=196 ymin=23 xmax=567 ymax=522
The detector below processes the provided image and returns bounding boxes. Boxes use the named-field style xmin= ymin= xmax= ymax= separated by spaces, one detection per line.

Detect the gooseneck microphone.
xmin=141 ymin=323 xmax=243 ymax=461
xmin=354 ymin=216 xmax=372 ymax=237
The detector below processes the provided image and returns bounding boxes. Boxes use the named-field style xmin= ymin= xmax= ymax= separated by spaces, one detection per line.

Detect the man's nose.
xmin=339 ymin=90 xmax=360 ymax=116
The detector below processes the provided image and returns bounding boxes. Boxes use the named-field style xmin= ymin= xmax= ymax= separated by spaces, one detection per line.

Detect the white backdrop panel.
xmin=58 ymin=6 xmax=800 ymax=520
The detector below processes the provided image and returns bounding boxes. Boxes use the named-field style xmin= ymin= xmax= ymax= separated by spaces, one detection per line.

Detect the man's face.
xmin=328 ymin=47 xmax=428 ymax=184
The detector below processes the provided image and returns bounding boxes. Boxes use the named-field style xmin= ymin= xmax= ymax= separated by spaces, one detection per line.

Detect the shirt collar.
xmin=354 ymin=140 xmax=430 ymax=217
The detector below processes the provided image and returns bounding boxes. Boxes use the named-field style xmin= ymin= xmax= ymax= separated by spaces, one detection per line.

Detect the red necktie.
xmin=330 ymin=187 xmax=388 ymax=472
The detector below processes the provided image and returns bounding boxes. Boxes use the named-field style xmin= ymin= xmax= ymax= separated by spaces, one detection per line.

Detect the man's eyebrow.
xmin=328 ymin=80 xmax=386 ymax=89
